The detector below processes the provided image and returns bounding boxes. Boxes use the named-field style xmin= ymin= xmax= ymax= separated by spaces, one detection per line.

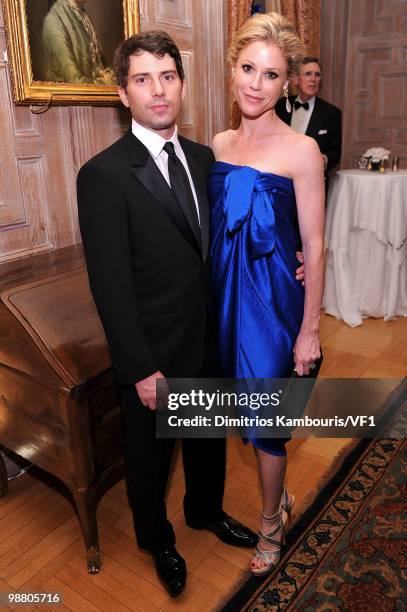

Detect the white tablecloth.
xmin=323 ymin=169 xmax=407 ymax=327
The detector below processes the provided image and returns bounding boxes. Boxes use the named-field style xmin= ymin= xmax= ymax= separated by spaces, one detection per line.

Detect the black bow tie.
xmin=294 ymin=100 xmax=309 ymax=110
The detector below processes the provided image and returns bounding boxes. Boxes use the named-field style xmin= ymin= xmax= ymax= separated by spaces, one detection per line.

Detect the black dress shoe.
xmin=152 ymin=547 xmax=186 ymax=598
xmin=186 ymin=514 xmax=258 ymax=548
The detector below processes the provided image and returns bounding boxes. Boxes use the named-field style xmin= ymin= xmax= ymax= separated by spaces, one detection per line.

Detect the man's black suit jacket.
xmin=275 ymin=95 xmax=342 ymax=173
xmin=77 ymin=129 xmax=215 ymax=384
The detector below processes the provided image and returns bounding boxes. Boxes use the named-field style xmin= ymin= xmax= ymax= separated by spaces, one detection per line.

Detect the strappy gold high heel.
xmin=250 ymin=509 xmax=287 ymax=576
xmin=280 ymin=487 xmax=295 ymax=524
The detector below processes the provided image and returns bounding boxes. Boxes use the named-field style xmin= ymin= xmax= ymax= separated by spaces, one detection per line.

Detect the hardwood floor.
xmin=0 ymin=313 xmax=406 ymax=611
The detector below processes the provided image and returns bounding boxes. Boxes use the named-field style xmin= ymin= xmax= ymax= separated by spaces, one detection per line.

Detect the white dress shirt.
xmin=290 ymin=96 xmax=316 ymax=135
xmin=131 ymin=119 xmax=200 ymax=223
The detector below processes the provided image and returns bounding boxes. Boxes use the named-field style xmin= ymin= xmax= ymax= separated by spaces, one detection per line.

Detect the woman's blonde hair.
xmin=229 ymin=12 xmax=304 ymax=76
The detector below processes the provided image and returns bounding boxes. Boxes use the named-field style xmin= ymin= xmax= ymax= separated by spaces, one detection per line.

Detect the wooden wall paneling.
xmin=156 ymin=0 xmax=191 ymax=27
xmin=189 ymin=0 xmax=227 ymax=143
xmin=0 ymin=11 xmax=23 ymax=235
xmin=0 ymin=27 xmax=52 ymax=260
xmin=185 ymin=0 xmax=210 ymax=144
xmin=0 ymin=148 xmax=53 ymax=261
xmin=200 ymin=0 xmax=228 ymax=141
xmin=0 ymin=93 xmax=79 ymax=260
xmin=180 ymin=51 xmax=193 ymax=129
xmin=0 ymin=3 xmax=51 ymax=259
xmin=68 ymin=106 xmax=130 ymax=178
xmin=112 ymin=106 xmax=131 ymax=139
xmin=12 ymin=104 xmax=40 ymax=136
xmin=94 ymin=107 xmax=127 ymax=155
xmin=321 ymin=0 xmax=407 ymax=170
xmin=16 ymin=156 xmax=51 ymax=245
xmin=265 ymin=1 xmax=282 ymax=11
xmin=69 ymin=108 xmax=101 ymax=175
xmin=320 ymin=0 xmax=349 ymax=112
xmin=342 ymin=0 xmax=407 ymax=169
xmin=139 ymin=0 xmax=149 ymax=23
xmin=40 ymin=107 xmax=82 ymax=249
xmin=0 ymin=63 xmax=25 ymax=229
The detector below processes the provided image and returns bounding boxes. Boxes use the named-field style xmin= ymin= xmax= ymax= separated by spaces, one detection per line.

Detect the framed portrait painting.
xmin=2 ymin=0 xmax=140 ymax=105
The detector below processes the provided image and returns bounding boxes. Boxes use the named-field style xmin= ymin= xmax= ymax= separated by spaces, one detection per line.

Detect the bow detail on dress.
xmin=223 ymin=166 xmax=276 ymax=259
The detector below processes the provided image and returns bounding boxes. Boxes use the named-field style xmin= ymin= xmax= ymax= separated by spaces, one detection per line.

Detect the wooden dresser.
xmin=0 ymin=245 xmax=123 ymax=573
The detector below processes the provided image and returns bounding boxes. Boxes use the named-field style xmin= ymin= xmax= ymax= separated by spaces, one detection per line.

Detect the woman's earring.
xmin=284 ymin=88 xmax=291 ymax=113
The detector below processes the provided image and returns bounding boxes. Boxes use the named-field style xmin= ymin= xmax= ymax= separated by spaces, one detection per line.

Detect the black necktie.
xmin=294 ymin=100 xmax=309 ymax=110
xmin=163 ymin=142 xmax=201 ymax=246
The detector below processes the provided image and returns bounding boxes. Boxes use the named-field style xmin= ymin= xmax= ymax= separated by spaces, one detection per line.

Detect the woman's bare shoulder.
xmin=212 ymin=130 xmax=236 ymax=156
xmin=293 ymin=132 xmax=320 ymax=151
xmin=278 ymin=131 xmax=321 ymax=159
xmin=288 ymin=134 xmax=324 ymax=175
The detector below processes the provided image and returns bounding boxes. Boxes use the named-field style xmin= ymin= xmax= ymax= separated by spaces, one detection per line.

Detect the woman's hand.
xmin=291 ymin=136 xmax=325 ymax=378
xmin=293 ymin=331 xmax=321 ymax=376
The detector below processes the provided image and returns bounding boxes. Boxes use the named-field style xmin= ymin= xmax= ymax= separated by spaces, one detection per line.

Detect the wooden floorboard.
xmin=0 ymin=313 xmax=405 ymax=610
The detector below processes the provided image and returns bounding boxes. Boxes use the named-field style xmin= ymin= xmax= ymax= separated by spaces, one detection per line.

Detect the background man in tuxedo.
xmin=276 ymin=57 xmax=342 ymax=177
xmin=77 ymin=31 xmax=256 ymax=598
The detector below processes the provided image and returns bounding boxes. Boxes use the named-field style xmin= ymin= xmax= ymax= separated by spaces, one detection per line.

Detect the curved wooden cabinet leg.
xmin=0 ymin=452 xmax=8 ymax=497
xmin=72 ymin=491 xmax=101 ymax=573
xmin=86 ymin=545 xmax=101 ymax=575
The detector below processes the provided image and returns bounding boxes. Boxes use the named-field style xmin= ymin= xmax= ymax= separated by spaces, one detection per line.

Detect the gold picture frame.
xmin=2 ymin=0 xmax=140 ymax=105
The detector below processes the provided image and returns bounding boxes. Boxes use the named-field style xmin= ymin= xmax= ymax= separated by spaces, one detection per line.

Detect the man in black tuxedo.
xmin=77 ymin=32 xmax=256 ymax=598
xmin=276 ymin=57 xmax=342 ymax=176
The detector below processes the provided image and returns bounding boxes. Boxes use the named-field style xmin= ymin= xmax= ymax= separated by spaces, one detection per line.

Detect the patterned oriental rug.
xmin=221 ymin=383 xmax=407 ymax=611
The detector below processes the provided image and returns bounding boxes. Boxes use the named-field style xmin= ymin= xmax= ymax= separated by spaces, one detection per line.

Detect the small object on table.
xmin=363 ymin=148 xmax=391 ymax=172
xmin=392 ymin=156 xmax=399 ymax=171
xmin=357 ymin=156 xmax=369 ymax=170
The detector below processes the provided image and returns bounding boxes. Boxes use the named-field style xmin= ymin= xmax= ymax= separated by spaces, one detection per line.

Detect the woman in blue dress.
xmin=209 ymin=13 xmax=325 ymax=575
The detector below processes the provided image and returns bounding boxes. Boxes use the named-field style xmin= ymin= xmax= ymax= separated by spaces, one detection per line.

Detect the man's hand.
xmin=295 ymin=251 xmax=305 ymax=285
xmin=135 ymin=370 xmax=167 ymax=411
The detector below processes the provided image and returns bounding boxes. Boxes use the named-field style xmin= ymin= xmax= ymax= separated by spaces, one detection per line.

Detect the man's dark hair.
xmin=114 ymin=31 xmax=184 ymax=88
xmin=302 ymin=56 xmax=321 ymax=69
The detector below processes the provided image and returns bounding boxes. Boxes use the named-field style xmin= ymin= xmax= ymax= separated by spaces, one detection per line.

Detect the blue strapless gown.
xmin=209 ymin=162 xmax=305 ymax=454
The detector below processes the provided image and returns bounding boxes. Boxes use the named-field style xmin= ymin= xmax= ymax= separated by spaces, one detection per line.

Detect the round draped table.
xmin=323 ymin=169 xmax=407 ymax=327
